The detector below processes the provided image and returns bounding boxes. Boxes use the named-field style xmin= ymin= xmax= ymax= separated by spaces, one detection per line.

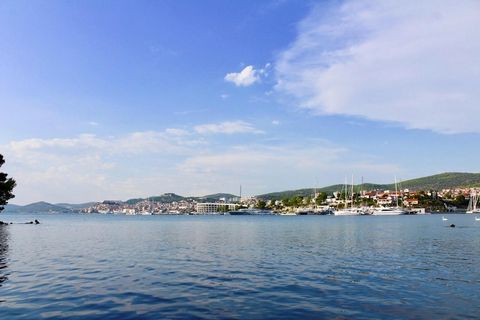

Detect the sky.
xmin=1 ymin=0 xmax=479 ymax=204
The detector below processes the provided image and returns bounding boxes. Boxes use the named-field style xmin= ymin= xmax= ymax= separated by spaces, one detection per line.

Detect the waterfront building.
xmin=196 ymin=203 xmax=237 ymax=213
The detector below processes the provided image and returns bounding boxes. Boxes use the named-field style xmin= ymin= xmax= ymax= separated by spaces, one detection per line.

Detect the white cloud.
xmin=7 ymin=130 xmax=201 ymax=156
xmin=271 ymin=120 xmax=280 ymax=125
xmin=1 ymin=130 xmax=205 ymax=203
xmin=194 ymin=121 xmax=264 ymax=135
xmin=164 ymin=128 xmax=189 ymax=136
xmin=177 ymin=144 xmax=400 ymax=196
xmin=275 ymin=0 xmax=480 ymax=134
xmin=225 ymin=65 xmax=260 ymax=87
xmin=220 ymin=93 xmax=229 ymax=99
xmin=2 ymin=130 xmax=401 ymax=204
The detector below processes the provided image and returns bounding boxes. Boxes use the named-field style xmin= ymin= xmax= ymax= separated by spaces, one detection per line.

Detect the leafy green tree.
xmin=217 ymin=205 xmax=229 ymax=213
xmin=0 ymin=154 xmax=16 ymax=212
xmin=304 ymin=196 xmax=311 ymax=205
xmin=256 ymin=200 xmax=267 ymax=209
xmin=453 ymin=194 xmax=468 ymax=207
xmin=315 ymin=192 xmax=327 ymax=205
xmin=291 ymin=196 xmax=303 ymax=207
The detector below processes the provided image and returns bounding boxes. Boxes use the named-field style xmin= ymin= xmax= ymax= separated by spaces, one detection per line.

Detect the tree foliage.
xmin=256 ymin=200 xmax=267 ymax=209
xmin=0 ymin=154 xmax=16 ymax=212
xmin=315 ymin=192 xmax=327 ymax=205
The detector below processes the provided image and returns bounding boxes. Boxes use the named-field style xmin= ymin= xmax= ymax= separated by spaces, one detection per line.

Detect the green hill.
xmin=257 ymin=172 xmax=480 ymax=200
xmin=396 ymin=172 xmax=480 ymax=190
xmin=125 ymin=193 xmax=238 ymax=205
xmin=126 ymin=193 xmax=184 ymax=204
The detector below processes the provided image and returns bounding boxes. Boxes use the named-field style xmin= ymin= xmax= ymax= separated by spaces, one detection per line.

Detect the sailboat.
xmin=372 ymin=176 xmax=407 ymax=215
xmin=466 ymin=190 xmax=480 ymax=214
xmin=140 ymin=197 xmax=154 ymax=215
xmin=334 ymin=175 xmax=361 ymax=216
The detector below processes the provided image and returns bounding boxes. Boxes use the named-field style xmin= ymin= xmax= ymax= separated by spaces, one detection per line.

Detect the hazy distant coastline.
xmin=4 ymin=172 xmax=480 ymax=214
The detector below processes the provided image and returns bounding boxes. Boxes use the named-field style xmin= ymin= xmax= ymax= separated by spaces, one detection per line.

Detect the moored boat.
xmin=229 ymin=208 xmax=274 ymax=215
xmin=466 ymin=190 xmax=480 ymax=213
xmin=371 ymin=206 xmax=407 ymax=215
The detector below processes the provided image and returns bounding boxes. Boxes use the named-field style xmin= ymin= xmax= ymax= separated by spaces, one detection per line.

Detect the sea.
xmin=0 ymin=213 xmax=479 ymax=319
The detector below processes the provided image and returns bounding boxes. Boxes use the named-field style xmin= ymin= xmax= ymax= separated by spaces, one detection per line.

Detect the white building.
xmin=196 ymin=203 xmax=237 ymax=213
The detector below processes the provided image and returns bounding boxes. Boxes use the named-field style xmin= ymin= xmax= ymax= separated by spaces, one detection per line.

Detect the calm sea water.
xmin=0 ymin=213 xmax=479 ymax=319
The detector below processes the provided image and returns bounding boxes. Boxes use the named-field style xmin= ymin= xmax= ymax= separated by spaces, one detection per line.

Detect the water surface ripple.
xmin=0 ymin=214 xmax=479 ymax=319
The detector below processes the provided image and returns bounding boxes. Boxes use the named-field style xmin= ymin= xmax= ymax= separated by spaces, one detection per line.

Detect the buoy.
xmin=449 ymin=224 xmax=455 ymax=228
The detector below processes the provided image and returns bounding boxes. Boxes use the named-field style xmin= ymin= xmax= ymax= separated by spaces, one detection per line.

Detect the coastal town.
xmin=79 ymin=187 xmax=480 ymax=215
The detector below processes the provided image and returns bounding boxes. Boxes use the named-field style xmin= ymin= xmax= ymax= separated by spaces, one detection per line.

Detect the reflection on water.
xmin=0 ymin=225 xmax=9 ymax=287
xmin=0 ymin=214 xmax=479 ymax=319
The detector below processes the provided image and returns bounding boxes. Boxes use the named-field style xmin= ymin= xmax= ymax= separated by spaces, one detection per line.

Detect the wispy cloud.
xmin=275 ymin=0 xmax=480 ymax=134
xmin=2 ymin=129 xmax=401 ymax=203
xmin=177 ymin=144 xmax=400 ymax=196
xmin=7 ymin=130 xmax=202 ymax=156
xmin=194 ymin=121 xmax=264 ymax=135
xmin=1 ymin=129 xmax=205 ymax=204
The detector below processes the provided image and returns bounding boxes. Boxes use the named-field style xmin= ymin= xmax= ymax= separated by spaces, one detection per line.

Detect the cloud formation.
xmin=194 ymin=121 xmax=264 ymax=135
xmin=275 ymin=0 xmax=480 ymax=134
xmin=2 ymin=127 xmax=401 ymax=204
xmin=225 ymin=65 xmax=260 ymax=87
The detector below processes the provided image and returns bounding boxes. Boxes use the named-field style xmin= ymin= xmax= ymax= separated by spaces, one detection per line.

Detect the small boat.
xmin=442 ymin=216 xmax=448 ymax=221
xmin=475 ymin=216 xmax=480 ymax=221
xmin=229 ymin=208 xmax=274 ymax=215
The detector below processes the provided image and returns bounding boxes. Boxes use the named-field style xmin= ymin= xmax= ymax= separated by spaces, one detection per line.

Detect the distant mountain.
xmin=257 ymin=172 xmax=480 ymax=200
xmin=55 ymin=202 xmax=97 ymax=210
xmin=6 ymin=173 xmax=478 ymax=210
xmin=126 ymin=193 xmax=185 ymax=204
xmin=2 ymin=204 xmax=21 ymax=212
xmin=396 ymin=172 xmax=480 ymax=190
xmin=125 ymin=193 xmax=238 ymax=204
xmin=3 ymin=201 xmax=72 ymax=213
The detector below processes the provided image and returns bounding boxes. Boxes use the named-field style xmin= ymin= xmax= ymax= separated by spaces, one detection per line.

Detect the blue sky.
xmin=1 ymin=0 xmax=479 ymax=204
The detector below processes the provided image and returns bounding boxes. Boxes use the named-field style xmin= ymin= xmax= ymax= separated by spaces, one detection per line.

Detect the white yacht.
xmin=466 ymin=190 xmax=480 ymax=213
xmin=334 ymin=175 xmax=361 ymax=216
xmin=372 ymin=176 xmax=407 ymax=216
xmin=335 ymin=207 xmax=364 ymax=216
xmin=372 ymin=207 xmax=407 ymax=215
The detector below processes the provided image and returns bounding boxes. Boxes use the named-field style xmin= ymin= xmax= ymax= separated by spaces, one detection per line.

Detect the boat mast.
xmin=394 ymin=176 xmax=399 ymax=208
xmin=351 ymin=174 xmax=354 ymax=210
xmin=475 ymin=191 xmax=478 ymax=211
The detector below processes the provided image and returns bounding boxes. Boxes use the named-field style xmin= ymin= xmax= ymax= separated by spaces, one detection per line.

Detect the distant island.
xmin=3 ymin=172 xmax=480 ymax=215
